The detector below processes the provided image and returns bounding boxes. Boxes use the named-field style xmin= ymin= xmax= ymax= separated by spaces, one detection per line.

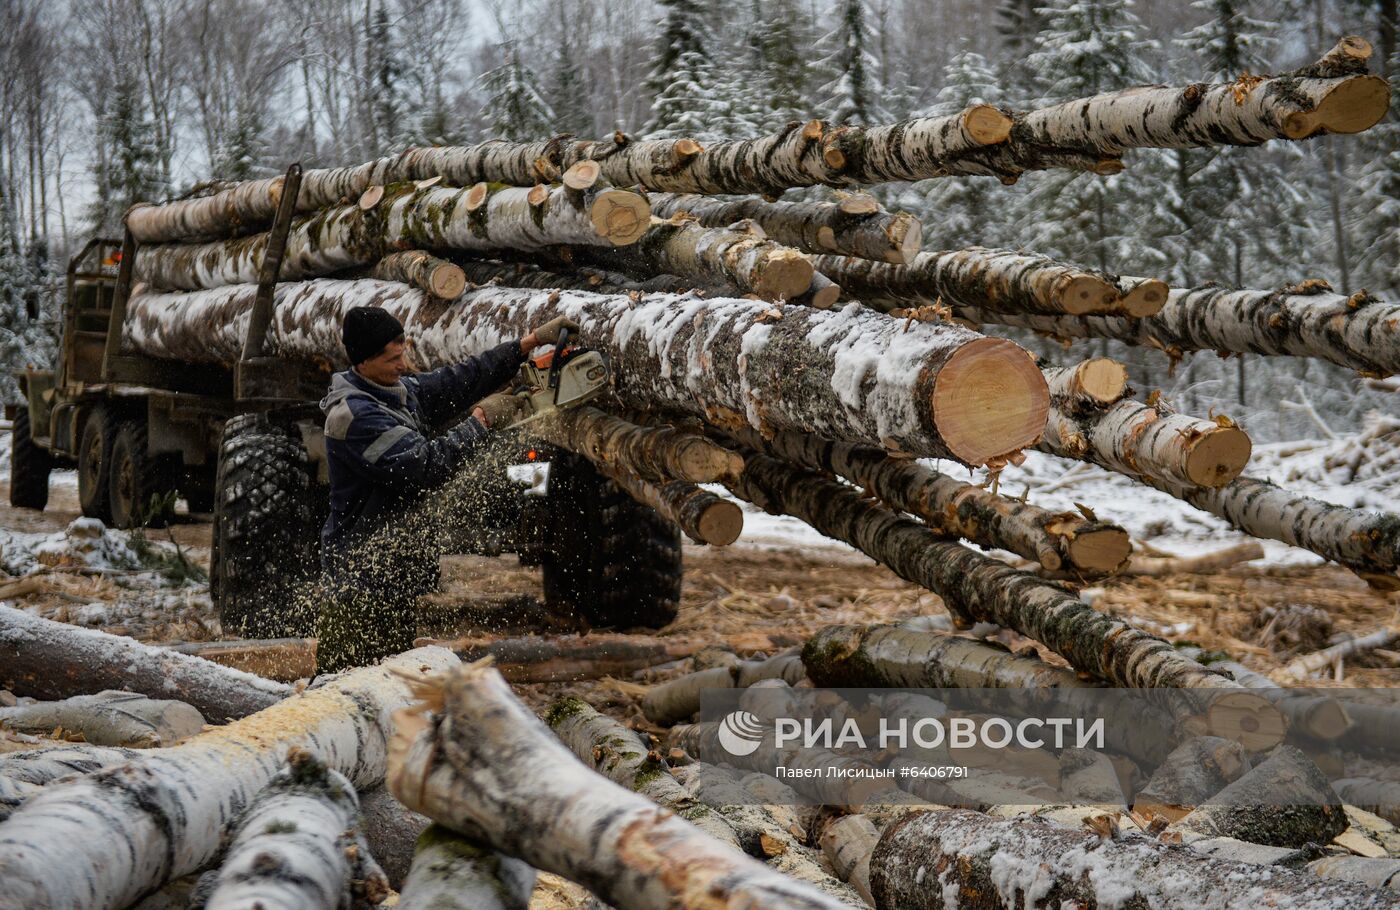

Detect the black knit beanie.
xmin=342 ymin=307 xmax=405 ymax=365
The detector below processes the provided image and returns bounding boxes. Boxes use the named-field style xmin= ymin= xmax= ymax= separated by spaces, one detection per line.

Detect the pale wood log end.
xmin=591 ymin=189 xmax=652 ymax=246
xmin=962 ymin=104 xmax=1013 ymax=145
xmin=1184 ymin=425 xmax=1253 ymax=487
xmin=932 ymin=337 xmax=1050 ymax=466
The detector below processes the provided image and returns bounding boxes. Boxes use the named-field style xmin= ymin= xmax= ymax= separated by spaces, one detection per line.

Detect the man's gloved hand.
xmin=472 ymin=393 xmax=525 ymax=429
xmin=529 ymin=316 xmax=582 ymax=347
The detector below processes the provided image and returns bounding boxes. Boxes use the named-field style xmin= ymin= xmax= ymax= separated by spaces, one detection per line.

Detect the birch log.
xmin=1042 ymin=358 xmax=1130 ymax=413
xmin=396 ymin=825 xmax=535 ymax=910
xmin=598 ymin=465 xmax=744 ymax=546
xmin=1280 ymin=627 xmax=1400 ymax=679
xmin=1173 ymin=745 xmax=1347 ymax=848
xmin=122 ymin=282 xmax=1050 ymax=466
xmin=726 ymin=424 xmax=1131 ymax=573
xmin=724 ymin=449 xmax=1236 ymax=691
xmin=1042 ymin=397 xmax=1252 ymax=488
xmin=544 ymin=696 xmax=744 ymax=849
xmin=0 ymin=647 xmax=458 ymax=910
xmin=641 ymin=650 xmax=806 ymax=726
xmin=647 ymin=193 xmax=923 ymax=263
xmin=384 ymin=661 xmax=852 ymax=910
xmin=367 ymin=250 xmax=467 ymax=298
xmin=957 ymin=282 xmax=1400 ymax=376
xmin=574 ymin=217 xmax=817 ymax=301
xmin=0 ymin=605 xmax=290 ymax=724
xmin=869 ymin=808 xmax=1400 ymax=910
xmin=1150 ymin=475 xmax=1400 ymax=585
xmin=0 ymin=744 xmax=138 ymax=822
xmin=1015 ymin=37 xmax=1390 ymax=155
xmin=197 ymin=748 xmax=390 ymax=910
xmin=810 ymin=249 xmax=1125 ymax=316
xmin=534 ymin=406 xmax=743 ymax=483
xmin=132 ymin=183 xmax=650 ymax=291
xmin=0 ymin=690 xmax=204 ymax=748
xmin=1133 ymin=736 xmax=1250 ymax=821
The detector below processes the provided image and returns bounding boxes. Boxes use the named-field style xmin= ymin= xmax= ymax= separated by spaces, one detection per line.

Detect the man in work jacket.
xmin=315 ymin=305 xmax=578 ymax=673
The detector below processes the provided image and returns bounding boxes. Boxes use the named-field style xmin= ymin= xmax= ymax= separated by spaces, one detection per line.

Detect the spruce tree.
xmin=750 ymin=0 xmax=812 ymax=130
xmin=1352 ymin=48 xmax=1400 ymax=296
xmin=549 ymin=28 xmax=593 ymax=137
xmin=817 ymin=0 xmax=889 ymax=126
xmin=0 ymin=193 xmax=51 ymax=403
xmin=212 ymin=104 xmax=266 ymax=182
xmin=366 ymin=5 xmax=406 ymax=153
xmin=1015 ymin=0 xmax=1167 ymax=277
xmin=906 ymin=49 xmax=1007 ymax=249
xmin=87 ymin=70 xmax=165 ymax=234
xmin=479 ymin=43 xmax=556 ymax=142
xmin=642 ymin=0 xmax=726 ymax=139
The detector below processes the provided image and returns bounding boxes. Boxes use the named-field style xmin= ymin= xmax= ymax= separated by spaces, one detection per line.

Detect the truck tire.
xmin=541 ymin=452 xmax=682 ymax=629
xmin=214 ymin=413 xmax=320 ymax=638
xmin=10 ymin=409 xmax=51 ymax=510
xmin=108 ymin=422 xmax=178 ymax=529
xmin=78 ymin=407 xmax=116 ymax=522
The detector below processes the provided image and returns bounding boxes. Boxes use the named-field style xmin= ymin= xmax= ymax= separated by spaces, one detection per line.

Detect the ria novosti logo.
xmin=717 ymin=710 xmax=766 ymax=756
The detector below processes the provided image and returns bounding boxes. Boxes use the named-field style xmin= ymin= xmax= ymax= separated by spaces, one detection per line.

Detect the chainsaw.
xmin=506 ymin=327 xmax=609 ymax=429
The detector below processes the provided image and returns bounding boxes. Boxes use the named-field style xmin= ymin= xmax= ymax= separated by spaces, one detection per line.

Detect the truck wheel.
xmin=542 ymin=452 xmax=682 ymax=629
xmin=214 ymin=413 xmax=320 ymax=638
xmin=10 ymin=409 xmax=51 ymax=510
xmin=78 ymin=407 xmax=116 ymax=522
xmin=108 ymin=422 xmax=177 ymax=529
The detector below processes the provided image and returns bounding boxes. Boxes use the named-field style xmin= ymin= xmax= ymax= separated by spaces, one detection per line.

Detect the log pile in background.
xmin=11 ymin=32 xmax=1399 ymax=910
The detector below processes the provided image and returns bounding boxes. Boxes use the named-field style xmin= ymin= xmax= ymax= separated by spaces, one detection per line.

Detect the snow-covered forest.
xmin=0 ymin=0 xmax=1394 ymax=436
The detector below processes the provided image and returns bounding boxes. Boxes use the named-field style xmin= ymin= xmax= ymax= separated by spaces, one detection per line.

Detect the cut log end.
xmin=698 ymin=500 xmax=745 ymax=546
xmin=1072 ymin=358 xmax=1130 ymax=405
xmin=754 ymin=248 xmax=815 ymax=302
xmin=962 ymin=104 xmax=1013 ymax=145
xmin=1062 ymin=276 xmax=1120 ymax=315
xmin=1205 ymin=691 xmax=1288 ymax=753
xmin=590 ymin=189 xmax=652 ymax=246
xmin=1285 ymin=75 xmax=1391 ymax=138
xmin=465 ymin=183 xmax=490 ymax=212
xmin=1184 ymin=425 xmax=1253 ymax=487
xmin=931 ymin=338 xmax=1050 ymax=466
xmin=562 ymin=160 xmax=603 ymax=191
xmin=673 ymin=138 xmax=704 ymax=162
xmin=889 ymin=216 xmax=924 ymax=265
xmin=837 ymin=195 xmax=881 ymax=216
xmin=1123 ymin=279 xmax=1170 ymax=317
xmin=806 ymin=275 xmax=842 ymax=309
xmin=358 ymin=185 xmax=385 ymax=210
xmin=1093 ymin=158 xmax=1126 ymax=176
xmin=429 ymin=263 xmax=468 ymax=299
xmin=1066 ymin=526 xmax=1133 ymax=574
xmin=527 ymin=184 xmax=550 ymax=207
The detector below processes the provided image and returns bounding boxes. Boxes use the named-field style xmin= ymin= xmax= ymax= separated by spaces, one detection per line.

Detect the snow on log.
xmin=726 ymin=424 xmax=1130 ymax=574
xmin=1173 ymin=744 xmax=1347 ymax=848
xmin=572 ymin=217 xmax=817 ymax=302
xmin=1015 ymin=36 xmax=1390 ymax=157
xmin=647 ymin=193 xmax=922 ymax=264
xmin=533 ymin=406 xmax=743 ymax=484
xmin=545 ymin=696 xmax=744 ymax=850
xmin=641 ymin=650 xmax=805 ymax=726
xmin=123 ymin=281 xmax=1050 ymax=466
xmin=368 ymin=250 xmax=467 ymax=298
xmin=132 ymin=183 xmax=649 ymax=291
xmin=0 ymin=690 xmax=204 ymax=748
xmin=810 ymin=248 xmax=1126 ymax=316
xmin=0 ymin=647 xmax=459 ymax=910
xmin=1042 ymin=396 xmax=1252 ymax=489
xmin=869 ymin=808 xmax=1400 ymax=909
xmin=1150 ymin=475 xmax=1400 ymax=586
xmin=957 ymin=281 xmax=1400 ymax=376
xmin=723 ymin=449 xmax=1236 ymax=691
xmin=396 ymin=825 xmax=535 ymax=910
xmin=1280 ymin=627 xmax=1400 ymax=680
xmin=196 ymin=748 xmax=389 ymax=910
xmin=0 ymin=604 xmax=290 ymax=724
xmin=385 ymin=660 xmax=852 ymax=909
xmin=597 ymin=464 xmax=744 ymax=546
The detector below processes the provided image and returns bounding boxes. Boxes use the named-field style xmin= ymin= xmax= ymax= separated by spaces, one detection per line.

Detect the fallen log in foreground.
xmin=386 ymin=660 xmax=852 ymax=909
xmin=397 ymin=825 xmax=535 ymax=910
xmin=0 ymin=647 xmax=458 ymax=910
xmin=0 ymin=690 xmax=204 ymax=748
xmin=124 ymin=281 xmax=1050 ymax=466
xmin=870 ymin=808 xmax=1400 ymax=909
xmin=195 ymin=748 xmax=390 ymax=909
xmin=0 ymin=605 xmax=291 ymax=723
xmin=641 ymin=650 xmax=805 ymax=726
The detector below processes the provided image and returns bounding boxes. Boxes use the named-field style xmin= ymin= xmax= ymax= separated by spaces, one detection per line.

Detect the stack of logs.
xmin=2 ymin=33 xmax=1399 ymax=910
